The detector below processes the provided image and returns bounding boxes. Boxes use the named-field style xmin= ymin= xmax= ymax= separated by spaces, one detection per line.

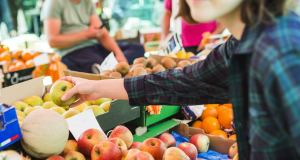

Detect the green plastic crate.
xmin=129 ymin=105 xmax=181 ymax=127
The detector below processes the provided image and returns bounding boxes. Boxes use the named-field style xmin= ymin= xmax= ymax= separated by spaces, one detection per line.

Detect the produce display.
xmin=190 ymin=104 xmax=235 ymax=139
xmin=100 ymin=56 xmax=198 ymax=79
xmin=166 ymin=50 xmax=195 ymax=59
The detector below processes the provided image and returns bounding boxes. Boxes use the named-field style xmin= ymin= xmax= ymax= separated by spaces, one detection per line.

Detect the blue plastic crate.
xmin=0 ymin=103 xmax=22 ymax=150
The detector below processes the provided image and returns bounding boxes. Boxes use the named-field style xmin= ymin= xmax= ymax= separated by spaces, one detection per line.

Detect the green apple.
xmin=12 ymin=101 xmax=29 ymax=112
xmin=43 ymin=93 xmax=51 ymax=102
xmin=42 ymin=101 xmax=59 ymax=109
xmin=84 ymin=101 xmax=92 ymax=106
xmin=83 ymin=105 xmax=105 ymax=116
xmin=50 ymin=107 xmax=66 ymax=115
xmin=62 ymin=109 xmax=80 ymax=119
xmin=23 ymin=96 xmax=44 ymax=107
xmin=17 ymin=116 xmax=24 ymax=122
xmin=24 ymin=106 xmax=43 ymax=115
xmin=16 ymin=110 xmax=26 ymax=118
xmin=50 ymin=81 xmax=76 ymax=107
xmin=91 ymin=98 xmax=112 ymax=105
xmin=62 ymin=106 xmax=70 ymax=111
xmin=73 ymin=103 xmax=89 ymax=112
xmin=99 ymin=101 xmax=111 ymax=112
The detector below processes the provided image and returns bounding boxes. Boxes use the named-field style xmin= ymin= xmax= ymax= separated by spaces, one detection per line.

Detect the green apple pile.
xmin=101 ymin=57 xmax=197 ymax=79
xmin=12 ymin=92 xmax=112 ymax=127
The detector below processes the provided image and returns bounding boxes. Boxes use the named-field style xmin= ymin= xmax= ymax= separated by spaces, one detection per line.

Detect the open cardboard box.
xmin=0 ymin=76 xmax=140 ymax=132
xmin=133 ymin=119 xmax=236 ymax=155
xmin=64 ymin=70 xmax=182 ymax=128
xmin=149 ymin=54 xmax=199 ymax=64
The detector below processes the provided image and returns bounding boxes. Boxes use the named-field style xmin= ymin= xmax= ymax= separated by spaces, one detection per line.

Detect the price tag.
xmin=66 ymin=109 xmax=106 ymax=141
xmin=165 ymin=32 xmax=184 ymax=54
xmin=33 ymin=53 xmax=50 ymax=66
xmin=100 ymin=52 xmax=118 ymax=73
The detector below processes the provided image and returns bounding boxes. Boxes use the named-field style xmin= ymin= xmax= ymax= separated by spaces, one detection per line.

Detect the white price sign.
xmin=66 ymin=109 xmax=106 ymax=141
xmin=33 ymin=53 xmax=50 ymax=66
xmin=100 ymin=52 xmax=118 ymax=73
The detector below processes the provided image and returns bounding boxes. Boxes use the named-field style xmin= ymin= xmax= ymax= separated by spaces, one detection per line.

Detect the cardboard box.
xmin=149 ymin=54 xmax=199 ymax=64
xmin=0 ymin=76 xmax=140 ymax=132
xmin=63 ymin=70 xmax=140 ymax=131
xmin=133 ymin=120 xmax=236 ymax=154
xmin=64 ymin=70 xmax=182 ymax=128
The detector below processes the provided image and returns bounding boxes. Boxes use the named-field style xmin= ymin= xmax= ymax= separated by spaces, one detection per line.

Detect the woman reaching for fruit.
xmin=60 ymin=0 xmax=300 ymax=159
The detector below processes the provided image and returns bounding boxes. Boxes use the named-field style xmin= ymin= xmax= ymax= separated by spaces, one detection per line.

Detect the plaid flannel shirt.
xmin=124 ymin=12 xmax=300 ymax=160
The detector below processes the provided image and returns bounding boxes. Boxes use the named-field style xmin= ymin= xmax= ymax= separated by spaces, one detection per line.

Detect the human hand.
xmin=158 ymin=40 xmax=166 ymax=50
xmin=196 ymin=42 xmax=205 ymax=52
xmin=115 ymin=54 xmax=128 ymax=63
xmin=59 ymin=76 xmax=102 ymax=107
xmin=84 ymin=25 xmax=102 ymax=39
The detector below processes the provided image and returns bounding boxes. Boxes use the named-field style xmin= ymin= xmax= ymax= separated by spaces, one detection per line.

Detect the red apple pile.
xmin=44 ymin=126 xmax=215 ymax=160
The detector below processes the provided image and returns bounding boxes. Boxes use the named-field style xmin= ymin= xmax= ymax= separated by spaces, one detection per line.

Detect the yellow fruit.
xmin=167 ymin=54 xmax=177 ymax=58
xmin=176 ymin=51 xmax=187 ymax=58
xmin=19 ymin=121 xmax=23 ymax=128
xmin=17 ymin=116 xmax=25 ymax=122
xmin=16 ymin=110 xmax=26 ymax=118
xmin=186 ymin=52 xmax=195 ymax=58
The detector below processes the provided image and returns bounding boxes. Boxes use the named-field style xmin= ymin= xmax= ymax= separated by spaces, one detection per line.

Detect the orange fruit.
xmin=31 ymin=52 xmax=41 ymax=58
xmin=53 ymin=54 xmax=62 ymax=62
xmin=0 ymin=52 xmax=12 ymax=61
xmin=200 ymin=106 xmax=218 ymax=121
xmin=229 ymin=134 xmax=237 ymax=140
xmin=191 ymin=120 xmax=202 ymax=129
xmin=8 ymin=65 xmax=16 ymax=72
xmin=202 ymin=117 xmax=221 ymax=134
xmin=210 ymin=130 xmax=228 ymax=138
xmin=218 ymin=108 xmax=234 ymax=129
xmin=25 ymin=59 xmax=34 ymax=68
xmin=204 ymin=104 xmax=220 ymax=108
xmin=12 ymin=51 xmax=22 ymax=60
xmin=216 ymin=105 xmax=228 ymax=114
xmin=15 ymin=61 xmax=26 ymax=70
xmin=0 ymin=60 xmax=11 ymax=68
xmin=21 ymin=52 xmax=32 ymax=61
xmin=223 ymin=103 xmax=233 ymax=109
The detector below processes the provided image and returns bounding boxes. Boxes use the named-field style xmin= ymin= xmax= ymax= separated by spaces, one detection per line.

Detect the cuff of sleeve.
xmin=124 ymin=76 xmax=149 ymax=106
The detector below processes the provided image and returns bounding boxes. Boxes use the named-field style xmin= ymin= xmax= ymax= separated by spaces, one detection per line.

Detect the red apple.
xmin=109 ymin=137 xmax=128 ymax=155
xmin=229 ymin=142 xmax=238 ymax=158
xmin=46 ymin=155 xmax=65 ymax=160
xmin=91 ymin=141 xmax=122 ymax=160
xmin=61 ymin=140 xmax=78 ymax=156
xmin=127 ymin=151 xmax=154 ymax=160
xmin=129 ymin=142 xmax=142 ymax=150
xmin=140 ymin=138 xmax=166 ymax=160
xmin=123 ymin=149 xmax=140 ymax=160
xmin=163 ymin=147 xmax=190 ymax=160
xmin=189 ymin=134 xmax=210 ymax=153
xmin=64 ymin=151 xmax=85 ymax=160
xmin=78 ymin=129 xmax=107 ymax=156
xmin=177 ymin=142 xmax=197 ymax=160
xmin=109 ymin=125 xmax=133 ymax=148
xmin=158 ymin=133 xmax=176 ymax=148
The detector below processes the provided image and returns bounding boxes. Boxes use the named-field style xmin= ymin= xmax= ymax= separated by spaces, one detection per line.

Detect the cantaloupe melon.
xmin=21 ymin=109 xmax=69 ymax=159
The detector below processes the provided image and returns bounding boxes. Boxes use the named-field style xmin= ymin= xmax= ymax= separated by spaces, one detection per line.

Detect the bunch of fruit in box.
xmin=166 ymin=50 xmax=196 ymax=59
xmin=12 ymin=80 xmax=113 ymax=129
xmin=15 ymin=109 xmax=238 ymax=160
xmin=101 ymin=57 xmax=199 ymax=79
xmin=190 ymin=104 xmax=236 ymax=140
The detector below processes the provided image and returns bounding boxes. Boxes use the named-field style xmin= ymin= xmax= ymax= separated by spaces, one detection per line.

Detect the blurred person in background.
xmin=159 ymin=0 xmax=225 ymax=54
xmin=0 ymin=0 xmax=17 ymax=38
xmin=41 ymin=0 xmax=144 ymax=73
xmin=7 ymin=0 xmax=21 ymax=33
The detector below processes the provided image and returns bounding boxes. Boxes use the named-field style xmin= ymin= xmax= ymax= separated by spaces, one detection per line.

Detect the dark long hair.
xmin=177 ymin=0 xmax=288 ymax=27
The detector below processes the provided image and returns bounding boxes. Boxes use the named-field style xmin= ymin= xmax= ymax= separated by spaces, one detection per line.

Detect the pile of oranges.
xmin=0 ymin=47 xmax=41 ymax=72
xmin=191 ymin=104 xmax=236 ymax=140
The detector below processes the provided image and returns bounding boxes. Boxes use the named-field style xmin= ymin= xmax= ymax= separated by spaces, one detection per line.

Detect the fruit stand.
xmin=0 ymin=48 xmax=238 ymax=160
